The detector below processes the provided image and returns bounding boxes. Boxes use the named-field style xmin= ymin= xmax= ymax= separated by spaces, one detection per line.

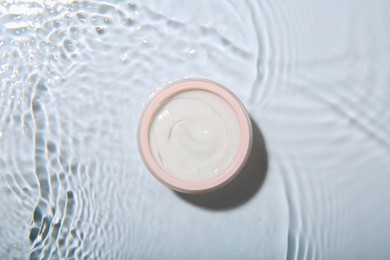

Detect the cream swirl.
xmin=149 ymin=90 xmax=241 ymax=181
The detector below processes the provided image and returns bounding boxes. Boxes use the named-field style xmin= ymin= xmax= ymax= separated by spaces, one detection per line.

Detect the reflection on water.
xmin=1 ymin=0 xmax=390 ymax=259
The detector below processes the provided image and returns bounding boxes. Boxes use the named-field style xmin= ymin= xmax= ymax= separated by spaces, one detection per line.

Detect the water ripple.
xmin=1 ymin=0 xmax=390 ymax=259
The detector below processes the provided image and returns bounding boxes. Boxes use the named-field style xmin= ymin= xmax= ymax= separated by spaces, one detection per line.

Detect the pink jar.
xmin=137 ymin=78 xmax=252 ymax=194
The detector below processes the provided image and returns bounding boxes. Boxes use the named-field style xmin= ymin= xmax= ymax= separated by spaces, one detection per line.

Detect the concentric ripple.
xmin=0 ymin=0 xmax=256 ymax=258
xmin=1 ymin=0 xmax=390 ymax=259
xmin=251 ymin=0 xmax=390 ymax=259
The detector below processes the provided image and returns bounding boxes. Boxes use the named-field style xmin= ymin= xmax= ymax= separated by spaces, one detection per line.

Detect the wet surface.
xmin=1 ymin=0 xmax=390 ymax=259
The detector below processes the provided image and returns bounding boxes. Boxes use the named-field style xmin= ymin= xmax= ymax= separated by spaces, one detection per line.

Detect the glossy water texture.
xmin=1 ymin=0 xmax=390 ymax=259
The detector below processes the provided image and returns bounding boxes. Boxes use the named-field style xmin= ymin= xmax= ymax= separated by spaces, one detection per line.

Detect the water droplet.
xmin=128 ymin=2 xmax=137 ymax=10
xmin=63 ymin=39 xmax=75 ymax=53
xmin=95 ymin=26 xmax=105 ymax=34
xmin=120 ymin=53 xmax=128 ymax=62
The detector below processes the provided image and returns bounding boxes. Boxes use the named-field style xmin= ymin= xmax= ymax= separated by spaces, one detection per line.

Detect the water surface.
xmin=1 ymin=0 xmax=390 ymax=259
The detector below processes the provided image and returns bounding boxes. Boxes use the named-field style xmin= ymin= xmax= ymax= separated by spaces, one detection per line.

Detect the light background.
xmin=1 ymin=0 xmax=390 ymax=259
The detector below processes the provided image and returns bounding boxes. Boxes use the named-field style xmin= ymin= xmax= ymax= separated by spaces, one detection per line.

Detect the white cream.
xmin=149 ymin=90 xmax=241 ymax=181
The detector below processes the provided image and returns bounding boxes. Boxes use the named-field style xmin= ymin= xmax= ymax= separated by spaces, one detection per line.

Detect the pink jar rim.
xmin=137 ymin=78 xmax=253 ymax=194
